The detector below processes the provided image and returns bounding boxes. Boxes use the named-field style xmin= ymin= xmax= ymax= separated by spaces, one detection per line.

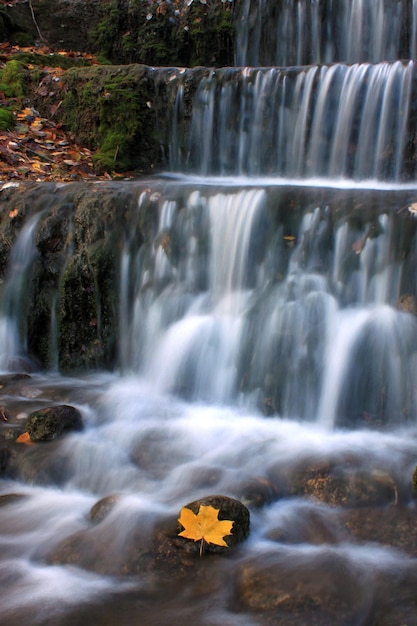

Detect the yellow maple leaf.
xmin=178 ymin=504 xmax=234 ymax=548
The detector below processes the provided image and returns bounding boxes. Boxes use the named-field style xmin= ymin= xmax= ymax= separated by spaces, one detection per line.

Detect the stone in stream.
xmin=0 ymin=446 xmax=12 ymax=474
xmin=88 ymin=495 xmax=120 ymax=524
xmin=176 ymin=495 xmax=250 ymax=554
xmin=48 ymin=494 xmax=250 ymax=579
xmin=26 ymin=404 xmax=83 ymax=441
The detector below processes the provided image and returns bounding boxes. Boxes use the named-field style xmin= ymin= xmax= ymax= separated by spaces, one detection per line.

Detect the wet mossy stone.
xmin=26 ymin=404 xmax=83 ymax=441
xmin=0 ymin=447 xmax=12 ymax=474
xmin=177 ymin=494 xmax=250 ymax=554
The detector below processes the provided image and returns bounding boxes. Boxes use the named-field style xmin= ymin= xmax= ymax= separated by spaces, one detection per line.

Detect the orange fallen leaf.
xmin=16 ymin=432 xmax=33 ymax=445
xmin=8 ymin=208 xmax=18 ymax=218
xmin=178 ymin=504 xmax=234 ymax=549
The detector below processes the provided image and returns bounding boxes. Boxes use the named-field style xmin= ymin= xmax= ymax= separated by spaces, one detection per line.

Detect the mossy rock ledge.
xmin=3 ymin=0 xmax=234 ymax=68
xmin=51 ymin=64 xmax=210 ymax=175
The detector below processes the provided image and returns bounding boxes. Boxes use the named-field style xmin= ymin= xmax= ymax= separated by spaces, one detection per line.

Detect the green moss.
xmin=89 ymin=0 xmax=122 ymax=63
xmin=61 ymin=66 xmax=159 ymax=174
xmin=58 ymin=242 xmax=117 ymax=371
xmin=12 ymin=32 xmax=34 ymax=47
xmin=10 ymin=52 xmax=92 ymax=69
xmin=0 ymin=108 xmax=15 ymax=131
xmin=88 ymin=0 xmax=234 ymax=67
xmin=0 ymin=60 xmax=27 ymax=98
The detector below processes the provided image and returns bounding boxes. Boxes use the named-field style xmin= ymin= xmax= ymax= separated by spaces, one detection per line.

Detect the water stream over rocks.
xmin=2 ymin=1 xmax=417 ymax=624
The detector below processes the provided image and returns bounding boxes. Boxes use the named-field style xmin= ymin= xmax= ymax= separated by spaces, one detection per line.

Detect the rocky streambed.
xmin=0 ymin=372 xmax=417 ymax=625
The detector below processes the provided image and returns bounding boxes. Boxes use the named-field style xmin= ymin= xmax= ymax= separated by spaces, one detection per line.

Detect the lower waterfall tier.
xmin=1 ymin=179 xmax=417 ymax=428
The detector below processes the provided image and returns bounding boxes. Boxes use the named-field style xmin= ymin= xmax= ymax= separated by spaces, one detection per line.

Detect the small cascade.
xmin=0 ymin=212 xmax=42 ymax=371
xmin=110 ymin=184 xmax=417 ymax=426
xmin=168 ymin=62 xmax=417 ymax=182
xmin=236 ymin=0 xmax=417 ymax=67
xmin=121 ymin=187 xmax=267 ymax=403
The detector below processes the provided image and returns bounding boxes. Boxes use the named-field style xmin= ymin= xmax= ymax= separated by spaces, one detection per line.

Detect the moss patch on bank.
xmin=61 ymin=65 xmax=161 ymax=173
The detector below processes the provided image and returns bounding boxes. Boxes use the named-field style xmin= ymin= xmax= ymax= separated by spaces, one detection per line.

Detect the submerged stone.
xmin=0 ymin=492 xmax=27 ymax=507
xmin=88 ymin=495 xmax=120 ymax=524
xmin=268 ymin=458 xmax=399 ymax=508
xmin=233 ymin=549 xmax=366 ymax=622
xmin=343 ymin=506 xmax=417 ymax=557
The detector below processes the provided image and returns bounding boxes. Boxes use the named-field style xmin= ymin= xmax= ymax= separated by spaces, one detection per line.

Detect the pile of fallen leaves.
xmin=0 ymin=104 xmax=105 ymax=181
xmin=0 ymin=43 xmax=119 ymax=182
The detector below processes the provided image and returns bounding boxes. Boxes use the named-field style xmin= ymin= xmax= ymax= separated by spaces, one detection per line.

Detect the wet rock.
xmin=47 ymin=509 xmax=195 ymax=578
xmin=176 ymin=495 xmax=250 ymax=554
xmin=49 ymin=495 xmax=250 ymax=578
xmin=0 ymin=373 xmax=31 ymax=386
xmin=12 ymin=439 xmax=71 ymax=486
xmin=0 ymin=447 xmax=12 ymax=474
xmin=266 ymin=504 xmax=344 ymax=546
xmin=0 ymin=492 xmax=28 ymax=507
xmin=343 ymin=505 xmax=417 ymax=557
xmin=88 ymin=495 xmax=120 ymax=524
xmin=1 ymin=426 xmax=26 ymax=441
xmin=233 ymin=548 xmax=368 ymax=624
xmin=271 ymin=458 xmax=398 ymax=507
xmin=397 ymin=293 xmax=417 ymax=315
xmin=26 ymin=404 xmax=83 ymax=441
xmin=130 ymin=429 xmax=193 ymax=479
xmin=236 ymin=477 xmax=279 ymax=508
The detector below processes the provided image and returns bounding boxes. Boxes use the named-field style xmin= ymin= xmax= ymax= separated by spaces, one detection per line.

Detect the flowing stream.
xmin=2 ymin=1 xmax=417 ymax=625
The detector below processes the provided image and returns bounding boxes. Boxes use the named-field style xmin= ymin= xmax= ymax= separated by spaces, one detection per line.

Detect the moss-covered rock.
xmin=4 ymin=0 xmax=235 ymax=68
xmin=60 ymin=65 xmax=160 ymax=173
xmin=26 ymin=404 xmax=83 ymax=441
xmin=0 ymin=59 xmax=27 ymax=98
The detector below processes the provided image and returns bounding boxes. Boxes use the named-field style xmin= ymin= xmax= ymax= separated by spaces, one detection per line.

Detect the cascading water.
xmin=167 ymin=61 xmax=417 ymax=181
xmin=0 ymin=212 xmax=42 ymax=371
xmin=3 ymin=2 xmax=417 ymax=625
xmin=236 ymin=0 xmax=417 ymax=66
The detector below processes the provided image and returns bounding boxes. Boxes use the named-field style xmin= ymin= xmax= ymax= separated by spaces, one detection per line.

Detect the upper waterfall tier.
xmin=166 ymin=62 xmax=417 ymax=182
xmin=236 ymin=0 xmax=417 ymax=67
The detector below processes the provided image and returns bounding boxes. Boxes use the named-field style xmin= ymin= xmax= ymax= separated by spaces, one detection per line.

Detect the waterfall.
xmin=121 ymin=188 xmax=267 ymax=403
xmin=168 ymin=61 xmax=417 ymax=182
xmin=3 ymin=3 xmax=417 ymax=624
xmin=0 ymin=212 xmax=42 ymax=371
xmin=236 ymin=0 xmax=417 ymax=66
xmin=107 ymin=183 xmax=417 ymax=426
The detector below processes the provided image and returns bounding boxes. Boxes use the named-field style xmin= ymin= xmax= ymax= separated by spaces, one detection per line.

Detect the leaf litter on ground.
xmin=0 ymin=42 xmax=126 ymax=182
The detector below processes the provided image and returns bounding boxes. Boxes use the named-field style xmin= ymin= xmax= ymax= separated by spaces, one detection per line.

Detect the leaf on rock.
xmin=178 ymin=504 xmax=234 ymax=547
xmin=16 ymin=432 xmax=33 ymax=445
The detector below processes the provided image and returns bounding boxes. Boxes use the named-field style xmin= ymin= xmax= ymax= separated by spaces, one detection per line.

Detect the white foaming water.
xmin=2 ymin=373 xmax=417 ymax=624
